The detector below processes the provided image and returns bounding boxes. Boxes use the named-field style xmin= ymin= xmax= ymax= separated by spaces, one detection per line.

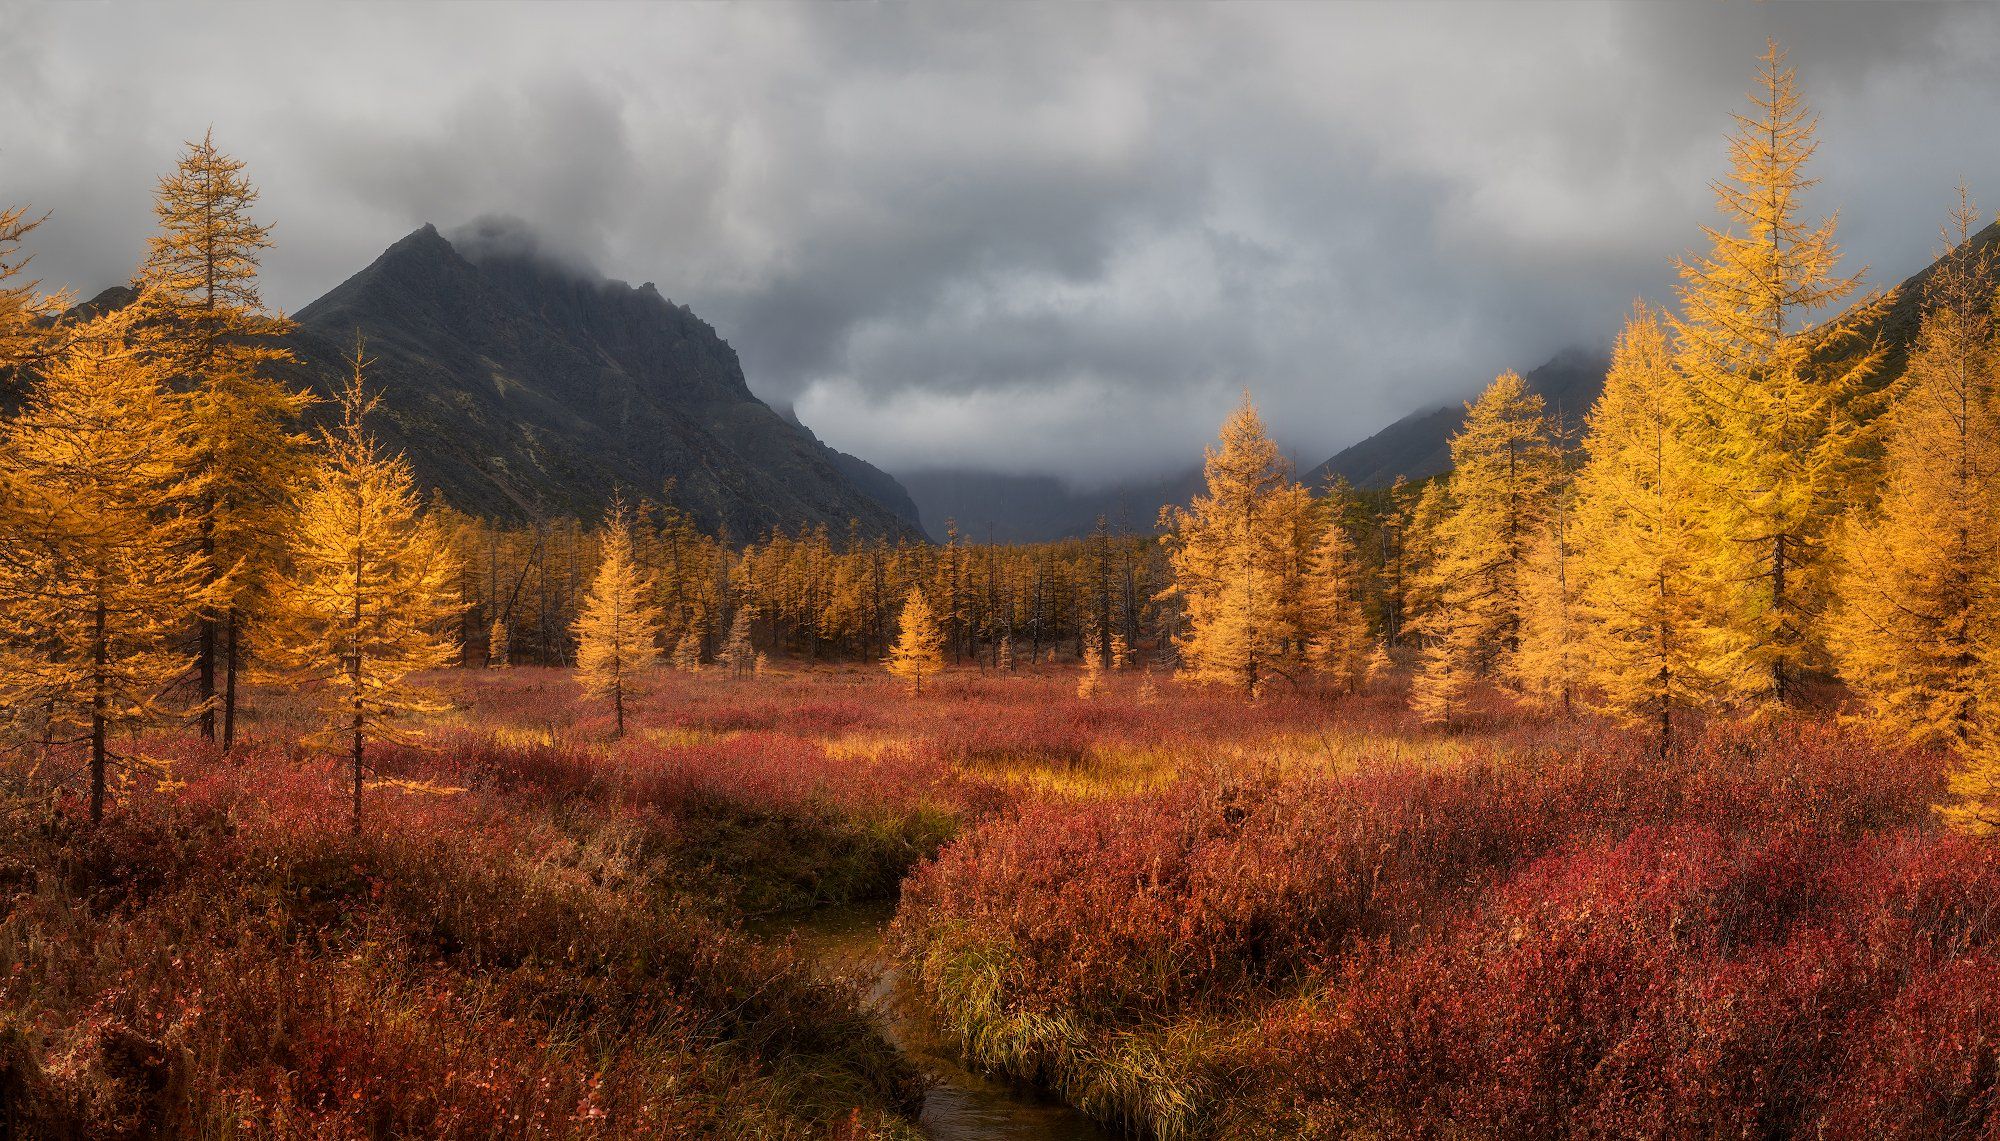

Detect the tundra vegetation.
xmin=6 ymin=40 xmax=2000 ymax=1140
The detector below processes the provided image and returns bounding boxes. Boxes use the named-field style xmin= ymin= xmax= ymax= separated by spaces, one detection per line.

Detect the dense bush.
xmin=0 ymin=739 xmax=922 ymax=1139
xmin=13 ymin=665 xmax=1982 ymax=1139
xmin=893 ymin=718 xmax=1958 ymax=1138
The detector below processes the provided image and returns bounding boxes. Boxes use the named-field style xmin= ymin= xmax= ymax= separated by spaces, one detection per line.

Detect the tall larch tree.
xmin=887 ymin=586 xmax=946 ymax=693
xmin=1672 ymin=41 xmax=1886 ymax=708
xmin=0 ymin=206 xmax=72 ymax=761
xmin=1510 ymin=488 xmax=1582 ymax=714
xmin=257 ymin=343 xmax=460 ymax=833
xmin=1408 ymin=371 xmax=1561 ymax=724
xmin=1397 ymin=477 xmax=1452 ymax=631
xmin=0 ymin=310 xmax=221 ymax=822
xmin=137 ymin=132 xmax=309 ymax=750
xmin=1 ymin=206 xmax=68 ymax=377
xmin=1303 ymin=519 xmax=1373 ymax=693
xmin=1832 ymin=190 xmax=2000 ymax=754
xmin=1571 ymin=305 xmax=1716 ymax=747
xmin=574 ymin=501 xmax=665 ymax=737
xmin=1162 ymin=395 xmax=1310 ymax=696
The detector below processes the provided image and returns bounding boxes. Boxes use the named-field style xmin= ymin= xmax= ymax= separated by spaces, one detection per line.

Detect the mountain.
xmin=1304 ymin=346 xmax=1611 ymax=491
xmin=896 ymin=466 xmax=1205 ymax=543
xmin=1836 ymin=217 xmax=2000 ymax=381
xmin=769 ymin=402 xmax=927 ymax=533
xmin=279 ymin=224 xmax=924 ymax=539
xmin=1305 ymin=218 xmax=2000 ymax=493
xmin=899 ymin=348 xmax=1611 ymax=539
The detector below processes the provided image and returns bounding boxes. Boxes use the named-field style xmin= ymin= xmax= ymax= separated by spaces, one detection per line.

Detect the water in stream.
xmin=775 ymin=905 xmax=1114 ymax=1141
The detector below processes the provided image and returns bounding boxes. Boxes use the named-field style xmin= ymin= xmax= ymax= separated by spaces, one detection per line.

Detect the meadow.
xmin=3 ymin=660 xmax=1991 ymax=1139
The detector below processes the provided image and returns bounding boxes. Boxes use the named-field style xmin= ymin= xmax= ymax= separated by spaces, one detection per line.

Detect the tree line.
xmin=1153 ymin=44 xmax=2000 ymax=827
xmin=446 ymin=506 xmax=1167 ymax=671
xmin=0 ymin=136 xmax=456 ymax=828
xmin=8 ymin=43 xmax=2000 ymax=829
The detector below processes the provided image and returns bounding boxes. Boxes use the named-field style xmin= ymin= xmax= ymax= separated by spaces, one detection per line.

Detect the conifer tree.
xmin=1303 ymin=519 xmax=1373 ymax=693
xmin=719 ymin=606 xmax=755 ymax=678
xmin=997 ymin=632 xmax=1014 ymax=672
xmin=673 ymin=627 xmax=704 ymax=673
xmin=1365 ymin=643 xmax=1396 ymax=689
xmin=574 ymin=501 xmax=664 ymax=737
xmin=1831 ymin=190 xmax=2000 ymax=750
xmin=1409 ymin=372 xmax=1561 ymax=724
xmin=1672 ymin=41 xmax=1885 ymax=707
xmin=487 ymin=618 xmax=509 ymax=668
xmin=1571 ymin=306 xmax=1716 ymax=744
xmin=1077 ymin=631 xmax=1105 ymax=699
xmin=0 ymin=206 xmax=67 ymax=375
xmin=1509 ymin=494 xmax=1582 ymax=713
xmin=137 ymin=133 xmax=309 ymax=749
xmin=1162 ymin=395 xmax=1311 ymax=696
xmin=887 ymin=586 xmax=946 ymax=693
xmin=0 ymin=310 xmax=221 ymax=822
xmin=1399 ymin=478 xmax=1453 ymax=623
xmin=256 ymin=343 xmax=460 ymax=833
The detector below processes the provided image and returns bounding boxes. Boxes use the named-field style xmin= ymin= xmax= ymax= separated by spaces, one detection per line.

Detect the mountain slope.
xmin=1306 ymin=218 xmax=2000 ymax=492
xmin=1305 ymin=346 xmax=1610 ymax=490
xmin=280 ymin=225 xmax=923 ymax=539
xmin=896 ymin=466 xmax=1205 ymax=544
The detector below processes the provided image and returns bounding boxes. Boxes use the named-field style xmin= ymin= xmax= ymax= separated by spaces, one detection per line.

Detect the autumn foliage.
xmin=894 ymin=717 xmax=1958 ymax=1137
xmin=11 ymin=35 xmax=2000 ymax=1141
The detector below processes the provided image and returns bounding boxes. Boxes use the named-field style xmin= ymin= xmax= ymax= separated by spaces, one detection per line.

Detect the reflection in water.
xmin=778 ymin=906 xmax=1114 ymax=1141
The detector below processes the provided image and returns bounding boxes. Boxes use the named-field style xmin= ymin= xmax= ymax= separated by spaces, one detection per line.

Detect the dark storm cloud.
xmin=3 ymin=2 xmax=1997 ymax=484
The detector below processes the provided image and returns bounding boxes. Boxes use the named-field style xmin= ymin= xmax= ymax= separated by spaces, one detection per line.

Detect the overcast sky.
xmin=5 ymin=2 xmax=1998 ymax=486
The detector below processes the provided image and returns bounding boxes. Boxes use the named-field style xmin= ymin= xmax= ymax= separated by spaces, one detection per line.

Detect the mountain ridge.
xmin=281 ymin=224 xmax=926 ymax=539
xmin=1304 ymin=345 xmax=1610 ymax=491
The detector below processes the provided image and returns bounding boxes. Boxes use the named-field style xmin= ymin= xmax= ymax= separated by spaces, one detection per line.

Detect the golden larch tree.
xmin=887 ymin=586 xmax=946 ymax=693
xmin=1303 ymin=519 xmax=1373 ymax=693
xmin=1571 ymin=305 xmax=1717 ymax=746
xmin=1397 ymin=477 xmax=1452 ymax=631
xmin=1509 ymin=489 xmax=1583 ymax=714
xmin=1077 ymin=630 xmax=1105 ymax=699
xmin=1672 ymin=41 xmax=1886 ymax=708
xmin=673 ymin=626 xmax=704 ymax=673
xmin=0 ymin=206 xmax=68 ymax=376
xmin=257 ymin=343 xmax=460 ymax=833
xmin=574 ymin=501 xmax=665 ymax=737
xmin=1408 ymin=371 xmax=1561 ymax=725
xmin=0 ymin=310 xmax=221 ymax=822
xmin=1161 ymin=395 xmax=1311 ymax=696
xmin=137 ymin=132 xmax=310 ymax=750
xmin=718 ymin=606 xmax=755 ymax=678
xmin=1832 ymin=190 xmax=2000 ymax=753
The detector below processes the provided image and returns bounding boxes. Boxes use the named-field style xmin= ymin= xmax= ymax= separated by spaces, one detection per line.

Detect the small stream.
xmin=773 ymin=905 xmax=1115 ymax=1141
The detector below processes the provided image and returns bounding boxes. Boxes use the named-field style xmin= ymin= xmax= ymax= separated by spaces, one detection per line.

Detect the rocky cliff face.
xmin=282 ymin=225 xmax=925 ymax=539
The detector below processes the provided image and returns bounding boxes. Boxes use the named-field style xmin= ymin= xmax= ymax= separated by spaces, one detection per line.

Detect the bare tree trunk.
xmin=221 ymin=608 xmax=240 ymax=752
xmin=1772 ymin=533 xmax=1788 ymax=704
xmin=90 ymin=596 xmax=108 ymax=824
xmin=198 ymin=612 xmax=216 ymax=740
xmin=351 ymin=709 xmax=364 ymax=835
